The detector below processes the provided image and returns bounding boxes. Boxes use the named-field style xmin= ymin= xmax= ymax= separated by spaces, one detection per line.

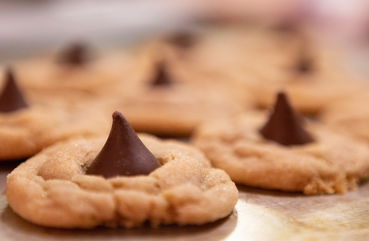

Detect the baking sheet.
xmin=1 ymin=162 xmax=369 ymax=241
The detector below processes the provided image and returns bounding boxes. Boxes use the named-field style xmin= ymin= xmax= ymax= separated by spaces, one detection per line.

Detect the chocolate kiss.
xmin=295 ymin=50 xmax=313 ymax=74
xmin=86 ymin=112 xmax=160 ymax=178
xmin=259 ymin=92 xmax=314 ymax=146
xmin=294 ymin=37 xmax=314 ymax=74
xmin=166 ymin=32 xmax=196 ymax=49
xmin=58 ymin=43 xmax=90 ymax=66
xmin=0 ymin=68 xmax=28 ymax=113
xmin=150 ymin=62 xmax=172 ymax=87
xmin=273 ymin=21 xmax=298 ymax=33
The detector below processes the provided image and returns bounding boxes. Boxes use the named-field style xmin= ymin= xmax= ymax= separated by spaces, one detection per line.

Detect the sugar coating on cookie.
xmin=194 ymin=111 xmax=369 ymax=195
xmin=6 ymin=134 xmax=238 ymax=228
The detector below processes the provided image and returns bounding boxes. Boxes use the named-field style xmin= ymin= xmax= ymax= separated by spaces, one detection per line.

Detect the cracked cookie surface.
xmin=194 ymin=113 xmax=369 ymax=194
xmin=6 ymin=134 xmax=238 ymax=228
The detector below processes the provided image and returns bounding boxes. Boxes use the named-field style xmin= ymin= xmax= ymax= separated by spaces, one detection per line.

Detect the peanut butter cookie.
xmin=0 ymin=67 xmax=108 ymax=160
xmin=194 ymin=92 xmax=369 ymax=194
xmin=108 ymin=57 xmax=245 ymax=136
xmin=6 ymin=112 xmax=238 ymax=228
xmin=182 ymin=24 xmax=360 ymax=115
xmin=16 ymin=43 xmax=134 ymax=99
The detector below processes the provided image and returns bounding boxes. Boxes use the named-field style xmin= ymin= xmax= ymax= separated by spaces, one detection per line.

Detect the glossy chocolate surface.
xmin=0 ymin=68 xmax=28 ymax=113
xmin=87 ymin=112 xmax=160 ymax=178
xmin=259 ymin=92 xmax=314 ymax=146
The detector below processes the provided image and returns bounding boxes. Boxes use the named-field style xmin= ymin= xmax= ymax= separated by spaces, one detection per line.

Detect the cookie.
xmin=182 ymin=24 xmax=306 ymax=83
xmin=0 ymin=67 xmax=109 ymax=160
xmin=244 ymin=35 xmax=365 ymax=115
xmin=322 ymin=91 xmax=369 ymax=143
xmin=106 ymin=49 xmax=246 ymax=136
xmin=6 ymin=112 xmax=238 ymax=228
xmin=194 ymin=92 xmax=369 ymax=194
xmin=248 ymin=60 xmax=363 ymax=116
xmin=180 ymin=24 xmax=361 ymax=115
xmin=16 ymin=42 xmax=135 ymax=99
xmin=134 ymin=33 xmax=251 ymax=102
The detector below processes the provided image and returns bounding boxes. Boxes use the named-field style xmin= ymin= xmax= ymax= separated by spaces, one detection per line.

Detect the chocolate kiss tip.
xmin=0 ymin=68 xmax=28 ymax=113
xmin=86 ymin=111 xmax=160 ymax=178
xmin=259 ymin=92 xmax=314 ymax=146
xmin=150 ymin=62 xmax=172 ymax=87
xmin=58 ymin=42 xmax=89 ymax=66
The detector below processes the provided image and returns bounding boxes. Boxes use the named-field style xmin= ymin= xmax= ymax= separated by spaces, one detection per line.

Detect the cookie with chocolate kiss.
xmin=0 ymin=67 xmax=110 ymax=161
xmin=0 ymin=67 xmax=45 ymax=160
xmin=16 ymin=42 xmax=134 ymax=99
xmin=191 ymin=25 xmax=359 ymax=115
xmin=250 ymin=35 xmax=362 ymax=115
xmin=6 ymin=111 xmax=238 ymax=228
xmin=112 ymin=56 xmax=244 ymax=137
xmin=194 ymin=92 xmax=369 ymax=195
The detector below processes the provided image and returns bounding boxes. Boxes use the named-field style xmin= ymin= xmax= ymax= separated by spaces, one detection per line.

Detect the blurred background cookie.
xmin=0 ymin=67 xmax=110 ymax=161
xmin=15 ymin=43 xmax=136 ymax=100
